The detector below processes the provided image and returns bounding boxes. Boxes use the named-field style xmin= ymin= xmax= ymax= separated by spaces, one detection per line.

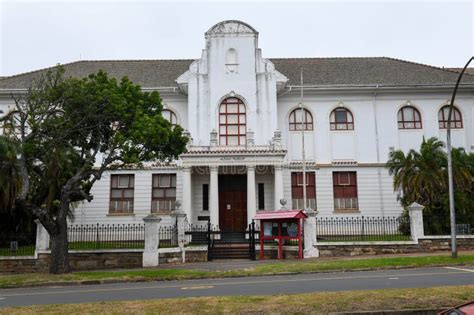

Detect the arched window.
xmin=162 ymin=109 xmax=178 ymax=127
xmin=330 ymin=108 xmax=354 ymax=130
xmin=397 ymin=106 xmax=422 ymax=129
xmin=438 ymin=105 xmax=463 ymax=129
xmin=219 ymin=97 xmax=246 ymax=145
xmin=289 ymin=108 xmax=313 ymax=131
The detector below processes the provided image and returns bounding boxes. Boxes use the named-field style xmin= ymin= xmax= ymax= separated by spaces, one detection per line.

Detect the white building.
xmin=1 ymin=20 xmax=473 ymax=231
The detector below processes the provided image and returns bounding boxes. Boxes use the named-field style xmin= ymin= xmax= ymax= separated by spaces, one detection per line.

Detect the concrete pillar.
xmin=142 ymin=215 xmax=162 ymax=267
xmin=209 ymin=166 xmax=219 ymax=227
xmin=303 ymin=208 xmax=319 ymax=258
xmin=176 ymin=211 xmax=187 ymax=246
xmin=175 ymin=211 xmax=187 ymax=263
xmin=408 ymin=202 xmax=425 ymax=242
xmin=247 ymin=165 xmax=256 ymax=224
xmin=182 ymin=167 xmax=192 ymax=220
xmin=34 ymin=219 xmax=50 ymax=253
xmin=274 ymin=165 xmax=284 ymax=209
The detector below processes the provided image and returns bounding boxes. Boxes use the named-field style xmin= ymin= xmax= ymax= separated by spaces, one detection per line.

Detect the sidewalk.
xmin=129 ymin=250 xmax=474 ymax=272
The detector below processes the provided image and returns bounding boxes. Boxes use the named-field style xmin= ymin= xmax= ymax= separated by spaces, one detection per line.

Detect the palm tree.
xmin=387 ymin=137 xmax=446 ymax=208
xmin=0 ymin=136 xmax=22 ymax=213
xmin=387 ymin=137 xmax=474 ymax=234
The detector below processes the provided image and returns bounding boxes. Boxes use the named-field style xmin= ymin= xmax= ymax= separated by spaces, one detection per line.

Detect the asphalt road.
xmin=0 ymin=266 xmax=473 ymax=307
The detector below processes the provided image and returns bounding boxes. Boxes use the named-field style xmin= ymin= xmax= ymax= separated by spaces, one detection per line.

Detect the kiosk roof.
xmin=253 ymin=210 xmax=308 ymax=220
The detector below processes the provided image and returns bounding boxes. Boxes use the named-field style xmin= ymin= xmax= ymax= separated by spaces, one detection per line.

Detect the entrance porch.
xmin=180 ymin=146 xmax=287 ymax=231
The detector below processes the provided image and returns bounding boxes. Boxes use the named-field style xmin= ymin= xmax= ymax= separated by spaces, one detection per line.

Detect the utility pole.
xmin=446 ymin=56 xmax=473 ymax=259
xmin=300 ymin=67 xmax=307 ymax=210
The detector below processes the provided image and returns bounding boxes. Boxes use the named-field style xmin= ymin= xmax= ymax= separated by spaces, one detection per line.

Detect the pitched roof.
xmin=1 ymin=57 xmax=473 ymax=90
xmin=448 ymin=67 xmax=474 ymax=75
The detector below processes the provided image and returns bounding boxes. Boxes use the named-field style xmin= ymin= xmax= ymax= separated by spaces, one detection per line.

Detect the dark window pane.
xmin=258 ymin=183 xmax=265 ymax=210
xmin=202 ymin=184 xmax=209 ymax=211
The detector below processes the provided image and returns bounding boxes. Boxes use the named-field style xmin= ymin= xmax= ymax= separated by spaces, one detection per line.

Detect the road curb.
xmin=0 ymin=263 xmax=472 ymax=290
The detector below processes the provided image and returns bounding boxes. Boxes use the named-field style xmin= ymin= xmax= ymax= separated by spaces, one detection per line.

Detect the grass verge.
xmin=1 ymin=285 xmax=473 ymax=314
xmin=0 ymin=254 xmax=473 ymax=289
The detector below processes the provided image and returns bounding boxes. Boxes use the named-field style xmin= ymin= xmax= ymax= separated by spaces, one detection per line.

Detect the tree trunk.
xmin=49 ymin=217 xmax=70 ymax=274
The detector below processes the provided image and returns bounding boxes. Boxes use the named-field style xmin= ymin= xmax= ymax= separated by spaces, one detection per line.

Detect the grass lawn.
xmin=1 ymin=285 xmax=473 ymax=314
xmin=0 ymin=254 xmax=473 ymax=289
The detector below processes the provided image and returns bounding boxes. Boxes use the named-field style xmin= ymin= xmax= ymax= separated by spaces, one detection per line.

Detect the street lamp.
xmin=446 ymin=56 xmax=473 ymax=259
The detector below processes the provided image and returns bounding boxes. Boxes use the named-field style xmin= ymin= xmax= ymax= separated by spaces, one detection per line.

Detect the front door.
xmin=219 ymin=175 xmax=247 ymax=231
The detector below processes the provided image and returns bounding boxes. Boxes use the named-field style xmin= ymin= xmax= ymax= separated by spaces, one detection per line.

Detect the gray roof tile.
xmin=0 ymin=57 xmax=473 ymax=90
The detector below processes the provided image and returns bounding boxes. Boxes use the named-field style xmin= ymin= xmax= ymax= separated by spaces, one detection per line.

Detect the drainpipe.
xmin=372 ymin=85 xmax=385 ymax=217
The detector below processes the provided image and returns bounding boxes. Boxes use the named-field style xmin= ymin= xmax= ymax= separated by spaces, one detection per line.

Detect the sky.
xmin=0 ymin=0 xmax=473 ymax=76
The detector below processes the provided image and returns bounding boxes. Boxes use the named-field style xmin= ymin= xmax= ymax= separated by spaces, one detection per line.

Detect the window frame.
xmin=162 ymin=109 xmax=178 ymax=127
xmin=218 ymin=97 xmax=247 ymax=146
xmin=332 ymin=171 xmax=358 ymax=212
xmin=151 ymin=174 xmax=177 ymax=213
xmin=438 ymin=105 xmax=463 ymax=129
xmin=289 ymin=108 xmax=313 ymax=131
xmin=291 ymin=172 xmax=316 ymax=210
xmin=330 ymin=108 xmax=354 ymax=131
xmin=109 ymin=174 xmax=135 ymax=214
xmin=397 ymin=106 xmax=422 ymax=130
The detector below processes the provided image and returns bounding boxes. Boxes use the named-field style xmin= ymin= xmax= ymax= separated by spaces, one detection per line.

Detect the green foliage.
xmin=386 ymin=137 xmax=474 ymax=230
xmin=0 ymin=66 xmax=188 ymax=272
xmin=0 ymin=137 xmax=21 ymax=212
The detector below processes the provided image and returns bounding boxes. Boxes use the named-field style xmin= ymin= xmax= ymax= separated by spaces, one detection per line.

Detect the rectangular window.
xmin=110 ymin=174 xmax=135 ymax=214
xmin=291 ymin=172 xmax=316 ymax=210
xmin=258 ymin=183 xmax=265 ymax=210
xmin=202 ymin=184 xmax=209 ymax=211
xmin=333 ymin=171 xmax=358 ymax=211
xmin=151 ymin=174 xmax=176 ymax=213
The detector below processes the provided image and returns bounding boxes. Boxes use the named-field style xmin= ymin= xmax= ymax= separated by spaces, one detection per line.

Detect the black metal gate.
xmin=185 ymin=219 xmax=258 ymax=260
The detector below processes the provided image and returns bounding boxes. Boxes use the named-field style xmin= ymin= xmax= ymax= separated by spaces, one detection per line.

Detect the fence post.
xmin=35 ymin=219 xmax=50 ymax=255
xmin=143 ymin=215 xmax=162 ymax=267
xmin=408 ymin=202 xmax=425 ymax=242
xmin=303 ymin=208 xmax=319 ymax=258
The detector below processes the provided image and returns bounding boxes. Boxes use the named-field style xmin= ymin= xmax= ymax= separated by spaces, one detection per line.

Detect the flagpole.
xmin=300 ymin=67 xmax=307 ymax=210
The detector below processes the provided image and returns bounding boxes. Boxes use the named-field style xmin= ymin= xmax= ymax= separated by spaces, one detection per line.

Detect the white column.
xmin=303 ymin=209 xmax=319 ymax=258
xmin=247 ymin=165 xmax=256 ymax=225
xmin=209 ymin=166 xmax=219 ymax=227
xmin=142 ymin=215 xmax=161 ymax=267
xmin=34 ymin=219 xmax=50 ymax=253
xmin=274 ymin=165 xmax=284 ymax=209
xmin=408 ymin=202 xmax=425 ymax=242
xmin=182 ymin=167 xmax=192 ymax=221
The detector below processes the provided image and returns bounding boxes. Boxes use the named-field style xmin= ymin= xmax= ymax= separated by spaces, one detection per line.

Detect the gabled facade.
xmin=1 ymin=20 xmax=473 ymax=231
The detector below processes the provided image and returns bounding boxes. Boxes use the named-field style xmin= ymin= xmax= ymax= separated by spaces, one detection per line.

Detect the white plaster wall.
xmin=278 ymin=91 xmax=473 ymax=164
xmin=308 ymin=167 xmax=400 ymax=217
xmin=161 ymin=93 xmax=189 ymax=131
xmin=375 ymin=92 xmax=472 ymax=159
xmin=255 ymin=172 xmax=274 ymax=211
xmin=74 ymin=169 xmax=178 ymax=226
xmin=191 ymin=173 xmax=210 ymax=225
xmin=183 ymin=32 xmax=280 ymax=146
xmin=278 ymin=96 xmax=379 ymax=164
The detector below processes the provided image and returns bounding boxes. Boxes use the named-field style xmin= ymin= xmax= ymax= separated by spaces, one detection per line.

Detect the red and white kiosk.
xmin=253 ymin=210 xmax=307 ymax=260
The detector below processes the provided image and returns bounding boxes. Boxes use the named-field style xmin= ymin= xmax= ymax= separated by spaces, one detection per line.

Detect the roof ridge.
xmin=381 ymin=56 xmax=472 ymax=76
xmin=0 ymin=60 xmax=85 ymax=82
xmin=269 ymin=56 xmax=386 ymax=60
xmin=1 ymin=59 xmax=195 ymax=80
xmin=79 ymin=58 xmax=195 ymax=62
